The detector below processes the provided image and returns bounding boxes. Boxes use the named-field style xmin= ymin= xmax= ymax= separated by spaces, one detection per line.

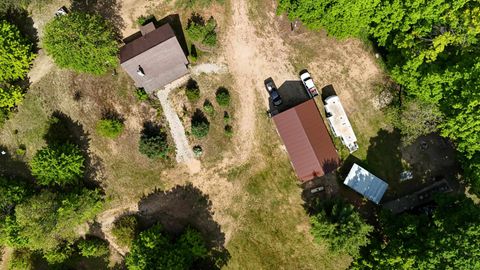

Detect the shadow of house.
xmin=137 ymin=183 xmax=230 ymax=269
xmin=269 ymin=80 xmax=310 ymax=116
xmin=70 ymin=0 xmax=125 ymax=40
xmin=44 ymin=111 xmax=105 ymax=186
xmin=120 ymin=17 xmax=189 ymax=94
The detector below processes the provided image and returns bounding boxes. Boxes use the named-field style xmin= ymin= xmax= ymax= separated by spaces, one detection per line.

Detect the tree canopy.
xmin=29 ymin=143 xmax=85 ymax=186
xmin=309 ymin=199 xmax=373 ymax=258
xmin=353 ymin=195 xmax=480 ymax=269
xmin=278 ymin=0 xmax=480 ymax=194
xmin=126 ymin=224 xmax=208 ymax=270
xmin=0 ymin=20 xmax=35 ymax=82
xmin=43 ymin=12 xmax=118 ymax=75
xmin=12 ymin=189 xmax=103 ymax=252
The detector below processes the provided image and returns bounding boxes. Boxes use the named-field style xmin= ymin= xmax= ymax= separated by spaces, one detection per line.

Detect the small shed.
xmin=119 ymin=22 xmax=188 ymax=93
xmin=273 ymin=99 xmax=340 ymax=182
xmin=344 ymin=163 xmax=388 ymax=204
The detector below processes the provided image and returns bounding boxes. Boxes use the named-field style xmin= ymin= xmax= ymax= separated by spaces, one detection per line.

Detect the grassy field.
xmin=224 ymin=110 xmax=350 ymax=270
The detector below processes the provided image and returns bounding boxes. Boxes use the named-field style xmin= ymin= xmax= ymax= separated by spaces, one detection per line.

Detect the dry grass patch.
xmin=224 ymin=112 xmax=350 ymax=270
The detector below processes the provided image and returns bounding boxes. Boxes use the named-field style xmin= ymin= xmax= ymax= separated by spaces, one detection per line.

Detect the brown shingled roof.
xmin=273 ymin=99 xmax=340 ymax=182
xmin=120 ymin=23 xmax=176 ymax=63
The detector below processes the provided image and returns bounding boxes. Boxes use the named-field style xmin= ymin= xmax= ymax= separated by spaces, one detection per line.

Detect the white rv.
xmin=324 ymin=95 xmax=358 ymax=153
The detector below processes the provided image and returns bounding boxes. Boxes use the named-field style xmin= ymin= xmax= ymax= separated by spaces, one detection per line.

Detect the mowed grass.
xmin=223 ymin=113 xmax=350 ymax=270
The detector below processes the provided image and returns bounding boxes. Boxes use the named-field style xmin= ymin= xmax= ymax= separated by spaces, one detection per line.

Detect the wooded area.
xmin=279 ymin=0 xmax=480 ymax=194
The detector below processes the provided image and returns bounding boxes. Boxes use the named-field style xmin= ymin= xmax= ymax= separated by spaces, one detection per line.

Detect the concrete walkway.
xmin=156 ymin=75 xmax=194 ymax=164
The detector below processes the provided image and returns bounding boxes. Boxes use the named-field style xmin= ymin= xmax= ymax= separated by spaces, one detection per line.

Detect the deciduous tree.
xmin=0 ymin=20 xmax=35 ymax=82
xmin=43 ymin=12 xmax=118 ymax=75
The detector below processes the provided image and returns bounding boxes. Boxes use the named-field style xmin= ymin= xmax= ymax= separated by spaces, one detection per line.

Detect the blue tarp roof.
xmin=344 ymin=163 xmax=388 ymax=204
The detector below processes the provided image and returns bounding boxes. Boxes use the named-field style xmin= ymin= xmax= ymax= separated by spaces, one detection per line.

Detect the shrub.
xmin=0 ymin=20 xmax=35 ymax=82
xmin=186 ymin=14 xmax=217 ymax=47
xmin=30 ymin=143 xmax=85 ymax=186
xmin=43 ymin=244 xmax=74 ymax=264
xmin=203 ymin=99 xmax=214 ymax=116
xmin=112 ymin=215 xmax=138 ymax=249
xmin=0 ymin=85 xmax=24 ymax=116
xmin=139 ymin=134 xmax=170 ymax=159
xmin=77 ymin=237 xmax=110 ymax=258
xmin=96 ymin=119 xmax=124 ymax=139
xmin=185 ymin=79 xmax=200 ymax=102
xmin=135 ymin=88 xmax=149 ymax=101
xmin=224 ymin=125 xmax=233 ymax=137
xmin=8 ymin=249 xmax=33 ymax=270
xmin=136 ymin=15 xmax=154 ymax=26
xmin=223 ymin=111 xmax=230 ymax=123
xmin=215 ymin=87 xmax=230 ymax=107
xmin=191 ymin=110 xmax=210 ymax=138
xmin=43 ymin=12 xmax=118 ymax=75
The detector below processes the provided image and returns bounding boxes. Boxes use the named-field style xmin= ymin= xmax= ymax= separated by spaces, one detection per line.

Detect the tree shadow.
xmin=70 ymin=0 xmax=125 ymax=40
xmin=141 ymin=121 xmax=166 ymax=138
xmin=215 ymin=86 xmax=229 ymax=96
xmin=321 ymin=84 xmax=337 ymax=101
xmin=101 ymin=108 xmax=124 ymax=123
xmin=2 ymin=8 xmax=39 ymax=52
xmin=192 ymin=109 xmax=210 ymax=125
xmin=137 ymin=183 xmax=230 ymax=269
xmin=0 ymin=145 xmax=33 ymax=181
xmin=366 ymin=128 xmax=402 ymax=186
xmin=44 ymin=111 xmax=105 ymax=187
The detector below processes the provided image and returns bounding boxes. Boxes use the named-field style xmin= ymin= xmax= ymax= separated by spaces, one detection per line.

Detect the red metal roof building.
xmin=273 ymin=99 xmax=340 ymax=182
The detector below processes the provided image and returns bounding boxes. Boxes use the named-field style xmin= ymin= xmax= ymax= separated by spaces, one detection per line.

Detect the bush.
xmin=191 ymin=110 xmax=210 ymax=138
xmin=186 ymin=14 xmax=217 ymax=47
xmin=135 ymin=88 xmax=149 ymax=101
xmin=43 ymin=244 xmax=74 ymax=264
xmin=0 ymin=85 xmax=24 ymax=117
xmin=215 ymin=87 xmax=230 ymax=107
xmin=77 ymin=237 xmax=110 ymax=258
xmin=203 ymin=99 xmax=214 ymax=116
xmin=111 ymin=215 xmax=138 ymax=249
xmin=96 ymin=119 xmax=124 ymax=139
xmin=30 ymin=143 xmax=85 ymax=186
xmin=139 ymin=134 xmax=170 ymax=159
xmin=185 ymin=79 xmax=200 ymax=102
xmin=43 ymin=12 xmax=118 ymax=75
xmin=224 ymin=125 xmax=233 ymax=137
xmin=223 ymin=111 xmax=230 ymax=123
xmin=0 ymin=20 xmax=35 ymax=82
xmin=8 ymin=249 xmax=33 ymax=270
xmin=136 ymin=15 xmax=154 ymax=26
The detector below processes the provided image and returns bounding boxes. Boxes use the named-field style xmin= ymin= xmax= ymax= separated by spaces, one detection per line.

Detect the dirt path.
xmin=223 ymin=0 xmax=295 ymax=163
xmin=95 ymin=0 xmax=299 ymax=254
xmin=0 ymin=247 xmax=13 ymax=270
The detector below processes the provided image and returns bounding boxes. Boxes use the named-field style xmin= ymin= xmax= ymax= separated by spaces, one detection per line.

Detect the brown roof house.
xmin=120 ymin=22 xmax=189 ymax=93
xmin=273 ymin=99 xmax=340 ymax=182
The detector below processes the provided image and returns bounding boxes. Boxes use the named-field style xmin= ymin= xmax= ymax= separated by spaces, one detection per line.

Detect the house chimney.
xmin=137 ymin=65 xmax=145 ymax=77
xmin=140 ymin=22 xmax=156 ymax=36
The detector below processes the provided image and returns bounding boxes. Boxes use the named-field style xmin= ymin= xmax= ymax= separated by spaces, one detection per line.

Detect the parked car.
xmin=300 ymin=71 xmax=319 ymax=98
xmin=264 ymin=78 xmax=283 ymax=106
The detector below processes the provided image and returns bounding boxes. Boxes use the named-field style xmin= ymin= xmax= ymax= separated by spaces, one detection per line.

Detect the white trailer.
xmin=324 ymin=95 xmax=358 ymax=153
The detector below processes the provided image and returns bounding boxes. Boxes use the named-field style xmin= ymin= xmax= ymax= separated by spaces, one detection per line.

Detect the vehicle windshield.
xmin=305 ymin=79 xmax=315 ymax=89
